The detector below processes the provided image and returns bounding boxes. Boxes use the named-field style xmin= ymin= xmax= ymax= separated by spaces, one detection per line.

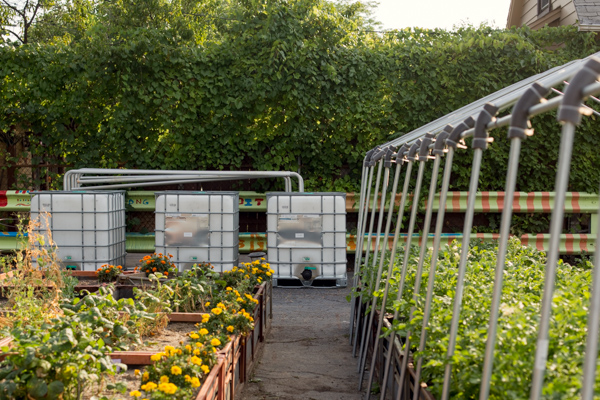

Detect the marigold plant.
xmin=138 ymin=253 xmax=177 ymax=277
xmin=96 ymin=264 xmax=123 ymax=283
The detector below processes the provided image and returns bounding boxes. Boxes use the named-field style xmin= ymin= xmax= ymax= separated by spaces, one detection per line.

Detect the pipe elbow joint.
xmin=473 ymin=103 xmax=499 ymax=150
xmin=558 ymin=57 xmax=600 ymax=125
xmin=447 ymin=117 xmax=475 ymax=149
xmin=508 ymin=82 xmax=549 ymax=139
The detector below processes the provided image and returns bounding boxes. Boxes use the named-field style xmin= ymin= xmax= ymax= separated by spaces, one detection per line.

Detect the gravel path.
xmin=239 ymin=274 xmax=366 ymax=400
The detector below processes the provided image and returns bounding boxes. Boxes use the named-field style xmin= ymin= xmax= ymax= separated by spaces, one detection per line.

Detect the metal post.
xmin=358 ymin=146 xmax=398 ymax=388
xmin=479 ymin=83 xmax=549 ymax=400
xmin=530 ymin=58 xmax=600 ymax=400
xmin=373 ymin=146 xmax=414 ymax=400
xmin=363 ymin=145 xmax=408 ymax=398
xmin=358 ymin=147 xmax=395 ymax=381
xmin=441 ymin=104 xmax=498 ymax=400
xmin=354 ymin=151 xmax=386 ymax=357
xmin=377 ymin=140 xmax=424 ymax=399
xmin=411 ymin=125 xmax=455 ymax=400
xmin=394 ymin=132 xmax=437 ymax=397
xmin=352 ymin=157 xmax=376 ymax=355
xmin=581 ymin=191 xmax=600 ymax=400
xmin=350 ymin=150 xmax=376 ymax=344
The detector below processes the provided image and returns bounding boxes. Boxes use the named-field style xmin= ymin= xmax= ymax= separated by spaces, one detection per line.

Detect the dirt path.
xmin=239 ymin=274 xmax=365 ymax=400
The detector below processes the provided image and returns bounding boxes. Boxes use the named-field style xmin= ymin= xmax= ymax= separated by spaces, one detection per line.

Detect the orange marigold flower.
xmin=152 ymin=267 xmax=157 ymax=272
xmin=161 ymin=260 xmax=166 ymax=264
xmin=164 ymin=272 xmax=169 ymax=276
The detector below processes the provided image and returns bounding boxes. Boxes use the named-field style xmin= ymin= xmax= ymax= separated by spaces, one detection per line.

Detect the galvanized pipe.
xmin=479 ymin=82 xmax=549 ymax=400
xmin=441 ymin=103 xmax=497 ymax=400
xmin=64 ymin=169 xmax=304 ymax=192
xmin=412 ymin=147 xmax=454 ymax=399
xmin=351 ymin=161 xmax=376 ymax=347
xmin=377 ymin=158 xmax=415 ymax=400
xmin=353 ymin=158 xmax=384 ymax=358
xmin=364 ymin=156 xmax=403 ymax=398
xmin=378 ymin=141 xmax=425 ymax=399
xmin=529 ymin=122 xmax=575 ymax=400
xmin=529 ymin=57 xmax=600 ymax=400
xmin=358 ymin=150 xmax=394 ymax=387
xmin=350 ymin=159 xmax=372 ymax=344
xmin=581 ymin=194 xmax=600 ymax=400
xmin=392 ymin=157 xmax=427 ymax=400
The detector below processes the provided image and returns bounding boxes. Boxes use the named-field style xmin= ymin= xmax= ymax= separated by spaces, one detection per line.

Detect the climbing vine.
xmin=0 ymin=0 xmax=598 ymax=194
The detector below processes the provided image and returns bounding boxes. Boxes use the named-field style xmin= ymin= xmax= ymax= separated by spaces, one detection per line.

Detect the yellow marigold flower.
xmin=210 ymin=338 xmax=221 ymax=346
xmin=185 ymin=345 xmax=192 ymax=352
xmin=190 ymin=333 xmax=200 ymax=339
xmin=266 ymin=271 xmax=272 ymax=276
xmin=160 ymin=376 xmax=169 ymax=384
xmin=195 ymin=342 xmax=203 ymax=348
xmin=190 ymin=377 xmax=201 ymax=388
xmin=150 ymin=353 xmax=163 ymax=362
xmin=261 ymin=257 xmax=265 ymax=261
xmin=201 ymin=365 xmax=210 ymax=374
xmin=236 ymin=297 xmax=243 ymax=302
xmin=199 ymin=328 xmax=209 ymax=335
xmin=217 ymin=302 xmax=225 ymax=308
xmin=142 ymin=372 xmax=149 ymax=382
xmin=258 ymin=277 xmax=262 ymax=283
xmin=184 ymin=375 xmax=191 ymax=382
xmin=130 ymin=390 xmax=142 ymax=397
xmin=191 ymin=356 xmax=202 ymax=366
xmin=141 ymin=382 xmax=157 ymax=392
xmin=244 ymin=275 xmax=250 ymax=279
xmin=193 ymin=348 xmax=200 ymax=355
xmin=226 ymin=287 xmax=232 ymax=291
xmin=134 ymin=369 xmax=140 ymax=377
xmin=205 ymin=301 xmax=210 ymax=307
xmin=164 ymin=345 xmax=175 ymax=353
xmin=171 ymin=366 xmax=182 ymax=375
xmin=158 ymin=382 xmax=178 ymax=394
xmin=212 ymin=307 xmax=223 ymax=315
xmin=227 ymin=325 xmax=234 ymax=333
xmin=177 ymin=349 xmax=183 ymax=355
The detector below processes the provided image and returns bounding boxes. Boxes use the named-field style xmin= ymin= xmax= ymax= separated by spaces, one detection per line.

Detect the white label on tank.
xmin=184 ymin=232 xmax=193 ymax=237
xmin=295 ymin=233 xmax=304 ymax=238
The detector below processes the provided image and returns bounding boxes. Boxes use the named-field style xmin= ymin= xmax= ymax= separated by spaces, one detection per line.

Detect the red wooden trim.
xmin=168 ymin=312 xmax=208 ymax=322
xmin=109 ymin=351 xmax=157 ymax=365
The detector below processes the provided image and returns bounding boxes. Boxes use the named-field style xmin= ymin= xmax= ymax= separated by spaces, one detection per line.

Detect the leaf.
xmin=26 ymin=376 xmax=48 ymax=399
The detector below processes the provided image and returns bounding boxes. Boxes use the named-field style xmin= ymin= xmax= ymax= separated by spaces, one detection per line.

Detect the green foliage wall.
xmin=1 ymin=0 xmax=599 ymax=192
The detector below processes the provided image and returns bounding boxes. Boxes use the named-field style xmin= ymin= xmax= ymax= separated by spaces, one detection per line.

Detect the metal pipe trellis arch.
xmin=351 ymin=54 xmax=600 ymax=400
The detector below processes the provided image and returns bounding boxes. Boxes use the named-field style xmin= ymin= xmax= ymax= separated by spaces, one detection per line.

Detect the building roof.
xmin=573 ymin=0 xmax=600 ymax=29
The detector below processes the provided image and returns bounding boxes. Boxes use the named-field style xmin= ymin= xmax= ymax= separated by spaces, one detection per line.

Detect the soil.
xmin=81 ymin=321 xmax=200 ymax=400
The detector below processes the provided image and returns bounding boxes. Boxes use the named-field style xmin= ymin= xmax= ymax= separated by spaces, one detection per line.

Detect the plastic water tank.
xmin=266 ymin=192 xmax=347 ymax=287
xmin=30 ymin=191 xmax=126 ymax=271
xmin=155 ymin=191 xmax=239 ymax=272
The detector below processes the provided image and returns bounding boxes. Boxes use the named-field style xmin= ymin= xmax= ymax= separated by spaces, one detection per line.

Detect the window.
xmin=539 ymin=0 xmax=550 ymax=14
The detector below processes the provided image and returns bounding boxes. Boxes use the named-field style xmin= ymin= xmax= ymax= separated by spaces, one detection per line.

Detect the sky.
xmin=371 ymin=0 xmax=513 ymax=31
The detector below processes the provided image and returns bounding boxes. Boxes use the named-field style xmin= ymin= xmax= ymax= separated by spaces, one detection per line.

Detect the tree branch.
xmin=0 ymin=26 xmax=23 ymax=43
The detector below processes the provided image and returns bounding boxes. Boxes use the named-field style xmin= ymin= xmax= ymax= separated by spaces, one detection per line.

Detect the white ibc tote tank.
xmin=155 ymin=191 xmax=239 ymax=272
xmin=29 ymin=191 xmax=126 ymax=271
xmin=266 ymin=192 xmax=347 ymax=287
